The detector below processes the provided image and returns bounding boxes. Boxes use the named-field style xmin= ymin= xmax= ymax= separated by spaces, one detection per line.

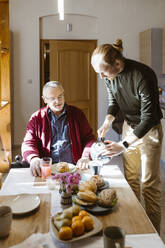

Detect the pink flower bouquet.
xmin=52 ymin=172 xmax=81 ymax=194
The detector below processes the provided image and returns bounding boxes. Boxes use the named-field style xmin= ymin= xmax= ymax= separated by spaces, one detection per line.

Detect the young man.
xmin=91 ymin=39 xmax=163 ymax=233
xmin=22 ymin=81 xmax=96 ymax=177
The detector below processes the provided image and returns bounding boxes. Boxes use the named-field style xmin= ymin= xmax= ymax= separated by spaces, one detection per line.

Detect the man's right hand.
xmin=97 ymin=114 xmax=115 ymax=138
xmin=30 ymin=157 xmax=41 ymax=177
xmin=97 ymin=120 xmax=111 ymax=138
xmin=97 ymin=123 xmax=110 ymax=138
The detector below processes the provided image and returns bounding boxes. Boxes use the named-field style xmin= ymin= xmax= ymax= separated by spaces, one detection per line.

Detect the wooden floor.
xmin=8 ymin=148 xmax=165 ymax=243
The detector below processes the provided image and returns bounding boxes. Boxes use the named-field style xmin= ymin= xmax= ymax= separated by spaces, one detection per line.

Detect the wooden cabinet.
xmin=0 ymin=0 xmax=9 ymax=50
xmin=139 ymin=28 xmax=163 ymax=78
xmin=0 ymin=0 xmax=11 ymax=172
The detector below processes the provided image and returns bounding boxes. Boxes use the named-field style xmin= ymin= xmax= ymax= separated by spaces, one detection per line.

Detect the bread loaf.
xmin=98 ymin=189 xmax=117 ymax=207
xmin=56 ymin=162 xmax=69 ymax=173
xmin=90 ymin=175 xmax=104 ymax=189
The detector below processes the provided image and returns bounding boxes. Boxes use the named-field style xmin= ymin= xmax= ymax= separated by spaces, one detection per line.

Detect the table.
xmin=0 ymin=165 xmax=164 ymax=248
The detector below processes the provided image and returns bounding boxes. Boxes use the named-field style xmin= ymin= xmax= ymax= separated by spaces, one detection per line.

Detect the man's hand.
xmin=97 ymin=123 xmax=110 ymax=138
xmin=97 ymin=114 xmax=115 ymax=138
xmin=98 ymin=140 xmax=125 ymax=157
xmin=76 ymin=157 xmax=91 ymax=170
xmin=30 ymin=157 xmax=41 ymax=177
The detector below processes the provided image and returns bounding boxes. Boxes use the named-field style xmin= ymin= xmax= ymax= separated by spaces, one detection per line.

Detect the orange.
xmin=82 ymin=216 xmax=94 ymax=231
xmin=59 ymin=226 xmax=73 ymax=240
xmin=71 ymin=220 xmax=85 ymax=236
xmin=72 ymin=215 xmax=82 ymax=223
xmin=78 ymin=210 xmax=89 ymax=219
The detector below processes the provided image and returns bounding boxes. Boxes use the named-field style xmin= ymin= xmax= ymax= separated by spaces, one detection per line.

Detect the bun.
xmin=90 ymin=175 xmax=104 ymax=189
xmin=79 ymin=180 xmax=97 ymax=193
xmin=113 ymin=39 xmax=123 ymax=53
xmin=77 ymin=190 xmax=97 ymax=203
xmin=74 ymin=197 xmax=94 ymax=206
xmin=98 ymin=189 xmax=117 ymax=207
xmin=56 ymin=162 xmax=69 ymax=173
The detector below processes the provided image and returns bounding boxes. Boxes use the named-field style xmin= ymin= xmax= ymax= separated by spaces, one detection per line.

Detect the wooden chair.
xmin=0 ymin=160 xmax=10 ymax=173
xmin=0 ymin=172 xmax=2 ymax=189
xmin=11 ymin=155 xmax=29 ymax=168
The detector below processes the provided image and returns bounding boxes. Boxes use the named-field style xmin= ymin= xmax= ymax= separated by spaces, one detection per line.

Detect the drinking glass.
xmin=40 ymin=157 xmax=52 ymax=179
xmin=89 ymin=160 xmax=103 ymax=175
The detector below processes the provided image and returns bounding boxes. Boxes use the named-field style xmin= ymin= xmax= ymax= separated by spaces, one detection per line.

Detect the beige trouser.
xmin=122 ymin=121 xmax=163 ymax=234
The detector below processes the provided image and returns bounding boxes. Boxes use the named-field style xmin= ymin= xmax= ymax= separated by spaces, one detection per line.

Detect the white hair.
xmin=42 ymin=81 xmax=64 ymax=96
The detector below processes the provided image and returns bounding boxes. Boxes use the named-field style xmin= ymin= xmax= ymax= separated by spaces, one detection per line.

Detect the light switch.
xmin=66 ymin=23 xmax=72 ymax=32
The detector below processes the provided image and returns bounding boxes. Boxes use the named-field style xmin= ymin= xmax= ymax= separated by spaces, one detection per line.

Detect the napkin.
xmin=126 ymin=233 xmax=165 ymax=248
xmin=10 ymin=233 xmax=56 ymax=248
xmin=71 ymin=233 xmax=165 ymax=248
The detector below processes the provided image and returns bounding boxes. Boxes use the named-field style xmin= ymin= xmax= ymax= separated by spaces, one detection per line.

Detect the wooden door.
xmin=41 ymin=40 xmax=97 ymax=135
xmin=0 ymin=0 xmax=11 ymax=172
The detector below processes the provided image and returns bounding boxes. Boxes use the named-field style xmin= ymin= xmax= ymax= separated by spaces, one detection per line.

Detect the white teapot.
xmin=90 ymin=140 xmax=111 ymax=165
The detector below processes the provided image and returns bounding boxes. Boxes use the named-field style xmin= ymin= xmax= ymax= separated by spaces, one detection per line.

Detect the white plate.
xmin=2 ymin=194 xmax=40 ymax=215
xmin=51 ymin=212 xmax=103 ymax=243
xmin=51 ymin=163 xmax=76 ymax=175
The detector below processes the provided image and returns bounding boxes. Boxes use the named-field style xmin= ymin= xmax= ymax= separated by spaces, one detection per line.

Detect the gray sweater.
xmin=105 ymin=59 xmax=162 ymax=138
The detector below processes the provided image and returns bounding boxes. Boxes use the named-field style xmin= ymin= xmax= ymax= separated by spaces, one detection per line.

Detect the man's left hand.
xmin=76 ymin=157 xmax=91 ymax=170
xmin=98 ymin=140 xmax=125 ymax=157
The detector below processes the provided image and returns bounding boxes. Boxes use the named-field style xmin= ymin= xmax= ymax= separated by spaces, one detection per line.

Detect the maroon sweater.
xmin=21 ymin=105 xmax=96 ymax=164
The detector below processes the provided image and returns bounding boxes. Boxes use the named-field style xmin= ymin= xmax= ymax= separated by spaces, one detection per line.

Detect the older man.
xmin=22 ymin=81 xmax=96 ymax=176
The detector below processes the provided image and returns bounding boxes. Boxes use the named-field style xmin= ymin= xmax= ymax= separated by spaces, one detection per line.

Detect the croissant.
xmin=55 ymin=205 xmax=81 ymax=220
xmin=54 ymin=218 xmax=72 ymax=230
xmin=71 ymin=205 xmax=81 ymax=216
xmin=55 ymin=209 xmax=72 ymax=220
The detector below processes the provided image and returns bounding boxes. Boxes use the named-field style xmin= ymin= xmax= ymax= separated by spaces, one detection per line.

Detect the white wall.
xmin=10 ymin=0 xmax=165 ymax=146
